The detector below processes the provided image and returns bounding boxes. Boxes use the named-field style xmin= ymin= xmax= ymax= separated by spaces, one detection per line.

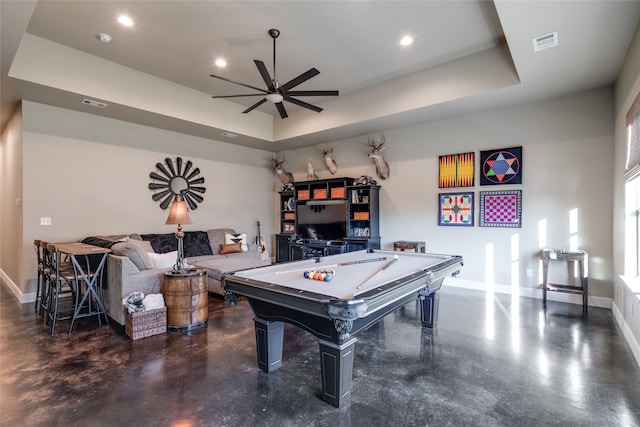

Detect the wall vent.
xmin=81 ymin=98 xmax=108 ymax=108
xmin=533 ymin=32 xmax=558 ymax=52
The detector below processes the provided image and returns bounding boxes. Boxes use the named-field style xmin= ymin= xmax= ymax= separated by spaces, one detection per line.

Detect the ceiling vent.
xmin=533 ymin=32 xmax=558 ymax=52
xmin=81 ymin=98 xmax=107 ymax=108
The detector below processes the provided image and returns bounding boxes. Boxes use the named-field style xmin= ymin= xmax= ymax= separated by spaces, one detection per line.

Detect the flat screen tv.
xmin=296 ymin=200 xmax=347 ymax=241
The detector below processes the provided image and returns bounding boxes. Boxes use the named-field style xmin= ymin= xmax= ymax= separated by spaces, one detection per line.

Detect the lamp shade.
xmin=165 ymin=198 xmax=193 ymax=225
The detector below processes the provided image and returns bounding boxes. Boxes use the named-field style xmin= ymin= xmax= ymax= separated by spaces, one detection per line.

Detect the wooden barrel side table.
xmin=162 ymin=269 xmax=208 ymax=330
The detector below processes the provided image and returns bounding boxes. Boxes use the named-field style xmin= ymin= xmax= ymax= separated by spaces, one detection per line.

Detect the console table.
xmin=541 ymin=248 xmax=588 ymax=312
xmin=393 ymin=240 xmax=426 ymax=253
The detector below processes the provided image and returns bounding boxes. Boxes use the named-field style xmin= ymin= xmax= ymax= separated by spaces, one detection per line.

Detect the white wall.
xmin=281 ymin=88 xmax=614 ymax=301
xmin=0 ymin=104 xmax=23 ymax=292
xmin=613 ymin=24 xmax=640 ymax=365
xmin=14 ymin=101 xmax=276 ymax=300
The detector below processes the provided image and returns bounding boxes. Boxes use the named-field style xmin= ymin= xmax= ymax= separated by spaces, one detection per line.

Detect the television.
xmin=296 ymin=200 xmax=347 ymax=242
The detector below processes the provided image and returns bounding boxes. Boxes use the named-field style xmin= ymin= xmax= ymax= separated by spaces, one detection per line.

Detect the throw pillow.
xmin=147 ymin=251 xmax=177 ymax=269
xmin=111 ymin=240 xmax=156 ymax=270
xmin=224 ymin=232 xmax=248 ymax=251
xmin=183 ymin=231 xmax=213 ymax=257
xmin=207 ymin=228 xmax=235 ymax=255
xmin=219 ymin=242 xmax=242 ymax=255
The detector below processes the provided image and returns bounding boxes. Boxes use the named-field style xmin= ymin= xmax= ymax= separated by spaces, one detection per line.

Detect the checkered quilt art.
xmin=479 ymin=190 xmax=522 ymax=228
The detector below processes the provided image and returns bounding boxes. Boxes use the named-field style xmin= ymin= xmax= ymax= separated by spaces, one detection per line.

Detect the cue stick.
xmin=273 ymin=256 xmax=388 ymax=274
xmin=356 ymin=255 xmax=399 ymax=289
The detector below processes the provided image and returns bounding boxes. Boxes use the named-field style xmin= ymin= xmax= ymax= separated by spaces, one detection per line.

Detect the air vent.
xmin=81 ymin=98 xmax=108 ymax=108
xmin=533 ymin=32 xmax=558 ymax=52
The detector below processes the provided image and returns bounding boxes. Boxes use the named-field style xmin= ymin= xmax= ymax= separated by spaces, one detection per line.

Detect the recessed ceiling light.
xmin=221 ymin=132 xmax=237 ymax=138
xmin=215 ymin=58 xmax=227 ymax=67
xmin=98 ymin=33 xmax=112 ymax=43
xmin=400 ymin=36 xmax=413 ymax=46
xmin=118 ymin=15 xmax=134 ymax=27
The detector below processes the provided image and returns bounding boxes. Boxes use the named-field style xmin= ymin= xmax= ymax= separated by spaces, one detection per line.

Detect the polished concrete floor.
xmin=1 ymin=281 xmax=639 ymax=427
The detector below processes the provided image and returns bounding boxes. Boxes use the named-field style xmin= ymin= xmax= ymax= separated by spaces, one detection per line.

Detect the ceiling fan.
xmin=209 ymin=29 xmax=339 ymax=119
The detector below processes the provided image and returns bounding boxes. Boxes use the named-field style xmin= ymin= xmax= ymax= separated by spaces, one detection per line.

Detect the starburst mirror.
xmin=149 ymin=157 xmax=206 ymax=210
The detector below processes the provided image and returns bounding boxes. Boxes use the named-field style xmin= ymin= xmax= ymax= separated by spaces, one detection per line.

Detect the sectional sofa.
xmin=83 ymin=228 xmax=270 ymax=325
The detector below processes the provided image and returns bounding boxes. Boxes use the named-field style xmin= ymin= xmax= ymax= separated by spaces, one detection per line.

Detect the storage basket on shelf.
xmin=125 ymin=306 xmax=167 ymax=340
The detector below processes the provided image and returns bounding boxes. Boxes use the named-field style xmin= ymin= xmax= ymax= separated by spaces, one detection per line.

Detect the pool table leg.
xmin=254 ymin=318 xmax=284 ymax=373
xmin=420 ymin=290 xmax=440 ymax=329
xmin=318 ymin=337 xmax=357 ymax=408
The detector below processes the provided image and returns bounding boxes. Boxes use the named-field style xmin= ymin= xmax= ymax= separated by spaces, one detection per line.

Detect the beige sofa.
xmin=86 ymin=228 xmax=270 ymax=325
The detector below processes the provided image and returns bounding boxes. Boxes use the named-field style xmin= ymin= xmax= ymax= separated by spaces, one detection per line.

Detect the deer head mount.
xmin=365 ymin=133 xmax=390 ymax=180
xmin=318 ymin=145 xmax=338 ymax=175
xmin=271 ymin=156 xmax=294 ymax=185
xmin=306 ymin=159 xmax=319 ymax=180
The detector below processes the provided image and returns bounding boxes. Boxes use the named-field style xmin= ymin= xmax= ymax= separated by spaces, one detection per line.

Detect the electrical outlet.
xmin=526 ymin=268 xmax=533 ymax=277
xmin=40 ymin=217 xmax=52 ymax=226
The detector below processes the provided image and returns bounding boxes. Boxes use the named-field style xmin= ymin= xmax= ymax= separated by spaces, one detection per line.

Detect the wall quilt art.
xmin=438 ymin=192 xmax=474 ymax=226
xmin=479 ymin=190 xmax=522 ymax=228
xmin=480 ymin=146 xmax=522 ymax=185
xmin=439 ymin=152 xmax=475 ymax=188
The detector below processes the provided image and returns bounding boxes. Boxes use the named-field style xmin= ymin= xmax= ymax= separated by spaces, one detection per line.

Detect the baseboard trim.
xmin=0 ymin=269 xmax=36 ymax=304
xmin=612 ymin=302 xmax=640 ymax=368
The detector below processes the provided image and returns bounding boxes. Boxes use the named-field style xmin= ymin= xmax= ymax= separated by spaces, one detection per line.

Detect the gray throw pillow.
xmin=111 ymin=239 xmax=155 ymax=270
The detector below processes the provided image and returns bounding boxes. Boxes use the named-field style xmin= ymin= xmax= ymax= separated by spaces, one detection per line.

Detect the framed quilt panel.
xmin=479 ymin=190 xmax=522 ymax=228
xmin=439 ymin=152 xmax=475 ymax=188
xmin=438 ymin=192 xmax=474 ymax=226
xmin=480 ymin=146 xmax=522 ymax=185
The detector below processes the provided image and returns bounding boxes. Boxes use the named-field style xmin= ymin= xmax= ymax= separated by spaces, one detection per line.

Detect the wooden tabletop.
xmin=51 ymin=242 xmax=111 ymax=256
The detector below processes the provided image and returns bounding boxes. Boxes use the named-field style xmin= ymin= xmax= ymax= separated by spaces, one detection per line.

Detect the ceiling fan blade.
xmin=243 ymin=98 xmax=267 ymax=114
xmin=284 ymin=96 xmax=323 ymax=113
xmin=254 ymin=60 xmax=276 ymax=92
xmin=275 ymin=102 xmax=288 ymax=119
xmin=280 ymin=68 xmax=320 ymax=92
xmin=210 ymin=73 xmax=268 ymax=94
xmin=211 ymin=94 xmax=268 ymax=99
xmin=286 ymin=90 xmax=339 ymax=97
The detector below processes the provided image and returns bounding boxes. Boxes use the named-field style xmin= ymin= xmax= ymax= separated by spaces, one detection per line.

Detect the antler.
xmin=365 ymin=133 xmax=385 ymax=149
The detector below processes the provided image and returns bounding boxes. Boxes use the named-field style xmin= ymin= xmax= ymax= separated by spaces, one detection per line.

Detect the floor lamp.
xmin=165 ymin=195 xmax=193 ymax=273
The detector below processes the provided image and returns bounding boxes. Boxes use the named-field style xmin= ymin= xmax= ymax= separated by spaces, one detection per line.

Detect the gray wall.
xmin=281 ymin=88 xmax=614 ymax=304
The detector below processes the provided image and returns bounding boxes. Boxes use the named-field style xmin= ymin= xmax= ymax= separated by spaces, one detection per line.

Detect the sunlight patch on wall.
xmin=485 ymin=242 xmax=495 ymax=341
xmin=510 ymin=233 xmax=520 ymax=353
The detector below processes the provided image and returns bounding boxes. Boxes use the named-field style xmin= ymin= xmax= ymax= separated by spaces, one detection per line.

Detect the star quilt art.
xmin=480 ymin=146 xmax=522 ymax=185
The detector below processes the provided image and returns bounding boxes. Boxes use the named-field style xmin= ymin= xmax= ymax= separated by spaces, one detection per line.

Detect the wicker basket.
xmin=126 ymin=306 xmax=167 ymax=340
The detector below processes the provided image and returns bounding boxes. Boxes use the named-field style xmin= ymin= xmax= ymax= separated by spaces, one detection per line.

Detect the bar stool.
xmin=45 ymin=244 xmax=78 ymax=336
xmin=37 ymin=241 xmax=54 ymax=318
xmin=33 ymin=240 xmax=44 ymax=315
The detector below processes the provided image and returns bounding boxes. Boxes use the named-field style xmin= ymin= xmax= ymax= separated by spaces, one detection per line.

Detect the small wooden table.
xmin=162 ymin=269 xmax=208 ymax=330
xmin=393 ymin=240 xmax=426 ymax=253
xmin=541 ymin=248 xmax=588 ymax=312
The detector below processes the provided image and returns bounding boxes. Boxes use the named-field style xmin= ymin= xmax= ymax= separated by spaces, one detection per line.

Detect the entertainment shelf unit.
xmin=276 ymin=177 xmax=380 ymax=262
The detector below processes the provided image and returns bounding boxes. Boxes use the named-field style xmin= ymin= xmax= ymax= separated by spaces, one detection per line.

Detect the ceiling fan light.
xmin=266 ymin=93 xmax=284 ymax=103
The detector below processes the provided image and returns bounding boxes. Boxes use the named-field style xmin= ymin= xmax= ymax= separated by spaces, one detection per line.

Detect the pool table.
xmin=224 ymin=249 xmax=463 ymax=407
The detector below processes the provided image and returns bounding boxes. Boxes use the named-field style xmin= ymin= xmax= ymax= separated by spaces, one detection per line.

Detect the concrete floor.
xmin=1 ymin=282 xmax=639 ymax=427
